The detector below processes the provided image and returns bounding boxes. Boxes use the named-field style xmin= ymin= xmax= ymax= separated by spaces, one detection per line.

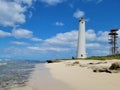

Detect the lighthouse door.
xmin=81 ymin=54 xmax=83 ymax=57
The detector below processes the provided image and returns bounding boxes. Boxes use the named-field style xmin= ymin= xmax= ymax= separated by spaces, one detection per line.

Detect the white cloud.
xmin=0 ymin=0 xmax=33 ymax=27
xmin=86 ymin=29 xmax=109 ymax=42
xmin=97 ymin=31 xmax=109 ymax=42
xmin=40 ymin=0 xmax=64 ymax=5
xmin=12 ymin=29 xmax=42 ymax=42
xmin=31 ymin=37 xmax=42 ymax=42
xmin=44 ymin=30 xmax=78 ymax=46
xmin=14 ymin=0 xmax=33 ymax=6
xmin=12 ymin=29 xmax=33 ymax=39
xmin=29 ymin=11 xmax=33 ymax=18
xmin=11 ymin=41 xmax=28 ymax=46
xmin=0 ymin=30 xmax=11 ymax=37
xmin=87 ymin=43 xmax=101 ymax=49
xmin=86 ymin=29 xmax=96 ymax=41
xmin=3 ymin=47 xmax=30 ymax=55
xmin=73 ymin=9 xmax=85 ymax=19
xmin=0 ymin=29 xmax=42 ymax=42
xmin=117 ymin=29 xmax=120 ymax=38
xmin=27 ymin=46 xmax=69 ymax=52
xmin=44 ymin=29 xmax=98 ymax=48
xmin=94 ymin=49 xmax=108 ymax=56
xmin=55 ymin=22 xmax=64 ymax=26
xmin=26 ymin=30 xmax=78 ymax=53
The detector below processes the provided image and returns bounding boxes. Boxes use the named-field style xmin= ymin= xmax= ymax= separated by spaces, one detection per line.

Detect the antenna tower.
xmin=108 ymin=29 xmax=119 ymax=55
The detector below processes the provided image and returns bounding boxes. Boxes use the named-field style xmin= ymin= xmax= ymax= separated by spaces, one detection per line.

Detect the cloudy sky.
xmin=0 ymin=0 xmax=120 ymax=60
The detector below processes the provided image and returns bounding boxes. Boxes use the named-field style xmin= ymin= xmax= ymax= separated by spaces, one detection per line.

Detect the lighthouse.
xmin=77 ymin=17 xmax=87 ymax=58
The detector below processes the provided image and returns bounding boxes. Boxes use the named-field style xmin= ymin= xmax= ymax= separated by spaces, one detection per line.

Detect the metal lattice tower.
xmin=108 ymin=29 xmax=119 ymax=55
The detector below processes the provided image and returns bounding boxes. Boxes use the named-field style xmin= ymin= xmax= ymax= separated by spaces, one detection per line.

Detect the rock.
xmin=93 ymin=67 xmax=112 ymax=73
xmin=46 ymin=60 xmax=53 ymax=63
xmin=89 ymin=63 xmax=94 ymax=65
xmin=66 ymin=61 xmax=80 ymax=66
xmin=109 ymin=62 xmax=120 ymax=70
xmin=71 ymin=61 xmax=80 ymax=66
xmin=88 ymin=61 xmax=107 ymax=65
xmin=46 ymin=60 xmax=61 ymax=63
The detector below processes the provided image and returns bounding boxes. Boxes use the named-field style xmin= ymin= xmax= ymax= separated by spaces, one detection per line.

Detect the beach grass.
xmin=53 ymin=54 xmax=120 ymax=61
xmin=87 ymin=54 xmax=120 ymax=60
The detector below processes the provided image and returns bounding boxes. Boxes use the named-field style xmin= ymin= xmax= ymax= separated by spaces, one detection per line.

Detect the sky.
xmin=0 ymin=0 xmax=120 ymax=60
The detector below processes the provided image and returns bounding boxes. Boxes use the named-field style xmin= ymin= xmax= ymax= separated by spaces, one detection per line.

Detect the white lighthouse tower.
xmin=77 ymin=17 xmax=87 ymax=58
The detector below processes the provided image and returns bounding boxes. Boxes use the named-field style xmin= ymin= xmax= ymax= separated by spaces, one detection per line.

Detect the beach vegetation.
xmin=86 ymin=54 xmax=120 ymax=60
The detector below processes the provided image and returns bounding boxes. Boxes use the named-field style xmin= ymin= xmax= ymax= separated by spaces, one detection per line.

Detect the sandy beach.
xmin=11 ymin=60 xmax=120 ymax=90
xmin=11 ymin=64 xmax=72 ymax=90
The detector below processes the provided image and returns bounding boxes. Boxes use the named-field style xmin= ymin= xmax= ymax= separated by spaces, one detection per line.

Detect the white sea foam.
xmin=0 ymin=63 xmax=7 ymax=66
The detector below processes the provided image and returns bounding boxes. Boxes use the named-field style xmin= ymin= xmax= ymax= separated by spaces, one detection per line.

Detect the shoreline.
xmin=11 ymin=60 xmax=120 ymax=90
xmin=11 ymin=63 xmax=73 ymax=90
xmin=0 ymin=60 xmax=37 ymax=90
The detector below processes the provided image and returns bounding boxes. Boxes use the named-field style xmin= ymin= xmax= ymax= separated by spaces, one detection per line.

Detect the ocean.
xmin=0 ymin=59 xmax=44 ymax=90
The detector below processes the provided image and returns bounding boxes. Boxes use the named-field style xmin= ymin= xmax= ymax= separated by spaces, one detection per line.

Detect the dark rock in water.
xmin=46 ymin=60 xmax=53 ymax=63
xmin=46 ymin=60 xmax=61 ymax=63
xmin=109 ymin=62 xmax=120 ymax=70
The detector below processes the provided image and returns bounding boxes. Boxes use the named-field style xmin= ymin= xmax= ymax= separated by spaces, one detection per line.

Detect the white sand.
xmin=45 ymin=60 xmax=120 ymax=90
xmin=12 ymin=60 xmax=120 ymax=90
